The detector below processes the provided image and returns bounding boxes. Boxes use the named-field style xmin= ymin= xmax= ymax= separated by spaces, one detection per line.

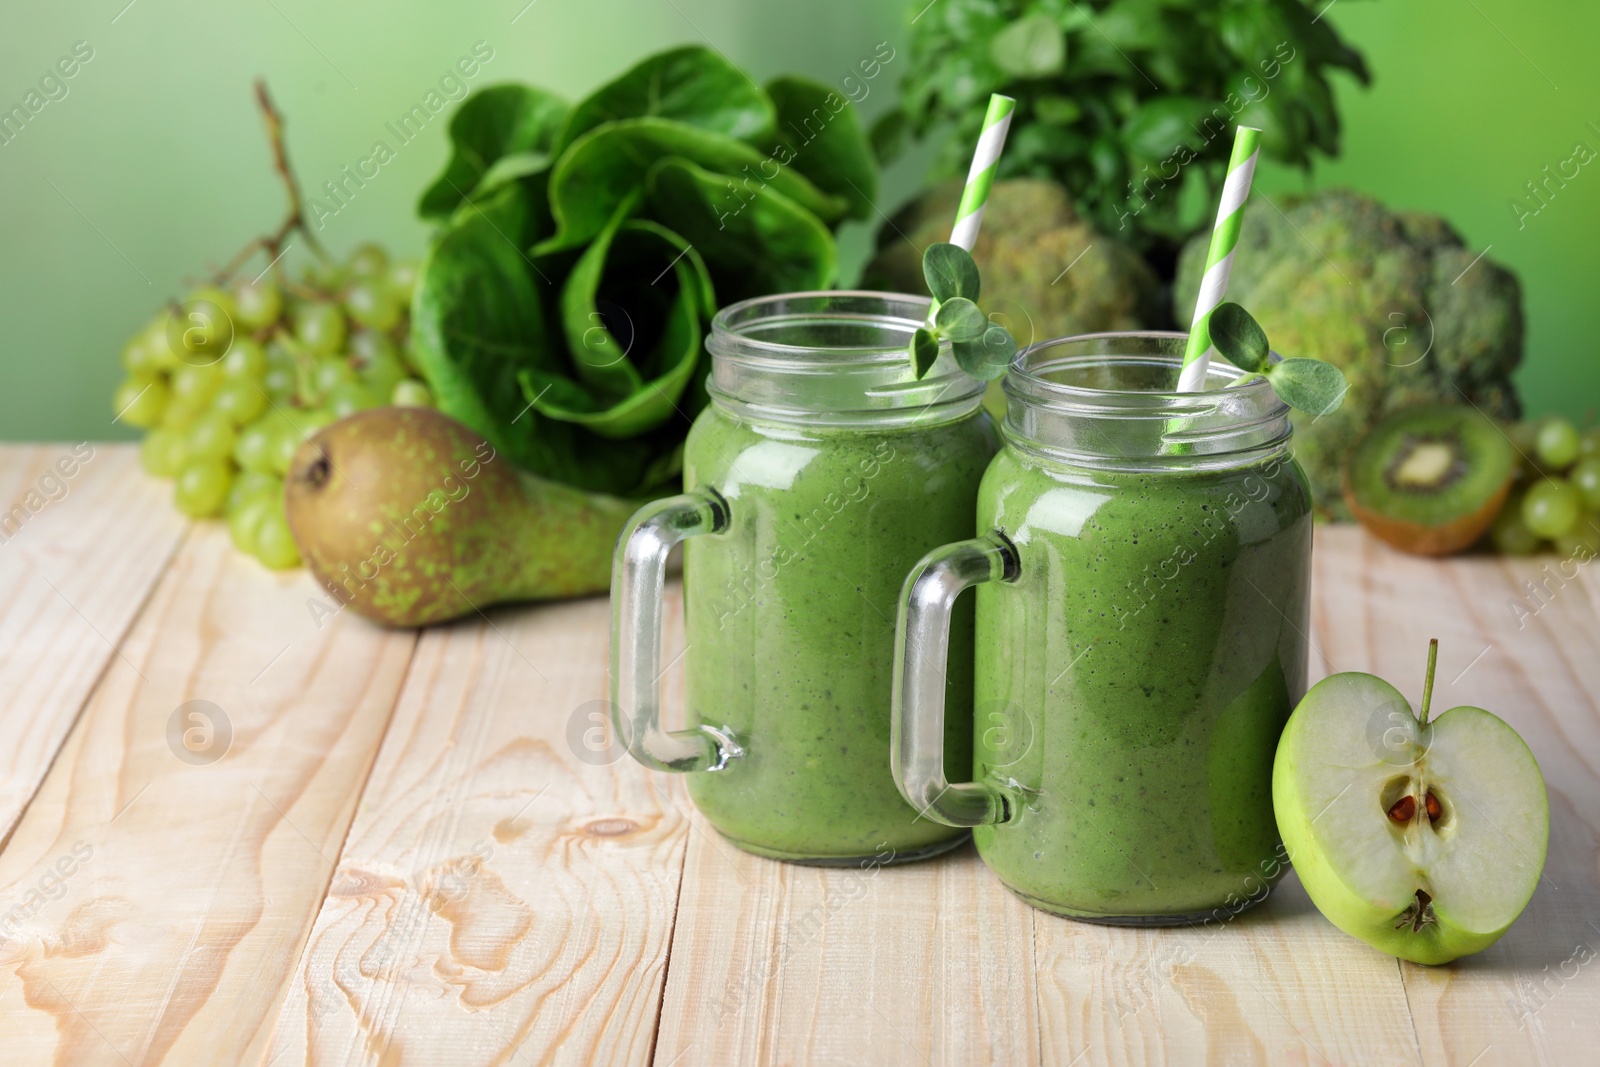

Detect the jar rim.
xmin=1000 ymin=332 xmax=1294 ymax=471
xmin=1006 ymin=331 xmax=1282 ymax=411
xmin=710 ymin=290 xmax=933 ymax=364
xmin=704 ymin=290 xmax=985 ymax=427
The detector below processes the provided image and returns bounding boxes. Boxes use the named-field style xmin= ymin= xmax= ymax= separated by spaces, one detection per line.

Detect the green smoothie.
xmin=682 ymin=404 xmax=998 ymax=862
xmin=972 ymin=445 xmax=1312 ymax=920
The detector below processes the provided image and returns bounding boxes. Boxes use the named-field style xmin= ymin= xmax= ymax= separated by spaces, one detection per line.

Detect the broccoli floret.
xmin=1174 ymin=189 xmax=1523 ymax=518
xmin=862 ymin=178 xmax=1162 ymax=345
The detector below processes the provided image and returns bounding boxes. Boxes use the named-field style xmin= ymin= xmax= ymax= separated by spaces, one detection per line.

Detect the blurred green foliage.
xmin=881 ymin=0 xmax=1370 ymax=266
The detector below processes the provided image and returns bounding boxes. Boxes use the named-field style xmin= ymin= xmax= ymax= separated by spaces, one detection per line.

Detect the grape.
xmin=234 ymin=420 xmax=279 ymax=473
xmin=160 ymin=397 xmax=205 ymax=432
xmin=269 ymin=424 xmax=301 ymax=475
xmin=113 ymin=376 xmax=169 ymax=429
xmin=174 ymin=289 xmax=237 ymax=366
xmin=173 ymin=459 xmax=232 ymax=518
xmin=346 ymin=243 xmax=389 ymax=279
xmin=325 ymin=382 xmax=376 ymax=419
xmin=1554 ymin=518 xmax=1600 ymax=560
xmin=1522 ymin=479 xmax=1583 ymax=539
xmin=262 ymin=363 xmax=296 ymax=401
xmin=388 ymin=259 xmax=419 ymax=303
xmin=121 ymin=329 xmax=162 ymax=376
xmin=291 ymin=407 xmax=334 ymax=437
xmin=268 ymin=410 xmax=329 ymax=474
xmin=185 ymin=412 xmax=237 ymax=463
xmin=301 ymin=258 xmax=346 ymax=291
xmin=227 ymin=469 xmax=281 ymax=513
xmin=1572 ymin=457 xmax=1600 ymax=509
xmin=227 ymin=496 xmax=276 ymax=555
xmin=171 ymin=364 xmax=224 ymax=406
xmin=294 ymin=301 xmax=347 ymax=355
xmin=147 ymin=315 xmax=184 ymax=371
xmin=140 ymin=428 xmax=187 ymax=478
xmin=359 ymin=351 xmax=407 ymax=402
xmin=221 ymin=338 xmax=267 ymax=380
xmin=392 ymin=380 xmax=433 ymax=407
xmin=188 ymin=286 xmax=239 ymax=325
xmin=1580 ymin=428 xmax=1600 ymax=459
xmin=345 ymin=281 xmax=402 ymax=332
xmin=312 ymin=359 xmax=355 ymax=397
xmin=215 ymin=379 xmax=268 ymax=425
xmin=254 ymin=507 xmax=302 ymax=569
xmin=350 ymin=329 xmax=397 ymax=365
xmin=1490 ymin=498 xmax=1542 ymax=556
xmin=1535 ymin=417 xmax=1581 ymax=470
xmin=232 ymin=279 xmax=283 ymax=331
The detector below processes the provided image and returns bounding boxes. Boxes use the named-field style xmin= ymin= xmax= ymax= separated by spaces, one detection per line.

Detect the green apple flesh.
xmin=1273 ymin=642 xmax=1548 ymax=965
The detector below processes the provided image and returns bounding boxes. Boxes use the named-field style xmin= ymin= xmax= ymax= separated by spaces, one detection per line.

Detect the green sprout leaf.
xmin=1207 ymin=301 xmax=1270 ymax=373
xmin=934 ymin=297 xmax=987 ymax=342
xmin=911 ymin=328 xmax=940 ymax=379
xmin=922 ymin=242 xmax=980 ymax=304
xmin=1266 ymin=357 xmax=1349 ymax=416
xmin=907 ymin=240 xmax=1017 ymax=381
xmin=952 ymin=326 xmax=1016 ymax=381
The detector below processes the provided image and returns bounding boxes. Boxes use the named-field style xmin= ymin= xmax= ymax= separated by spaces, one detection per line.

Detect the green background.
xmin=2 ymin=0 xmax=1595 ymax=441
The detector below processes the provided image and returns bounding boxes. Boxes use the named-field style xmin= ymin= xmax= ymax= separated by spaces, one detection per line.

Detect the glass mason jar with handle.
xmin=893 ymin=332 xmax=1313 ymax=922
xmin=612 ymin=292 xmax=999 ymax=865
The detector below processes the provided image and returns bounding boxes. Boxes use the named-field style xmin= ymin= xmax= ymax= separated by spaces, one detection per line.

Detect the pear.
xmin=1273 ymin=640 xmax=1548 ymax=965
xmin=285 ymin=407 xmax=638 ymax=627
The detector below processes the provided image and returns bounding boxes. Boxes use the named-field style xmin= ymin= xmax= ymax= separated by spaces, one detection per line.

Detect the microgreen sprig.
xmin=1207 ymin=301 xmax=1349 ymax=415
xmin=909 ymin=243 xmax=1017 ymax=381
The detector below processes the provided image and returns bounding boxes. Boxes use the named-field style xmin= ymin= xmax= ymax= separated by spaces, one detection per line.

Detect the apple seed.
xmin=1424 ymin=790 xmax=1442 ymax=822
xmin=1387 ymin=795 xmax=1417 ymax=823
xmin=1395 ymin=888 xmax=1438 ymax=933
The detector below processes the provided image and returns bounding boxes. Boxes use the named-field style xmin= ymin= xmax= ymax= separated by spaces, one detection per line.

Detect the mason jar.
xmin=612 ymin=292 xmax=1000 ymax=864
xmin=892 ymin=332 xmax=1313 ymax=921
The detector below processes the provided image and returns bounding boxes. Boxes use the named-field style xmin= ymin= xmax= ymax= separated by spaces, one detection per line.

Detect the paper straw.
xmin=948 ymin=95 xmax=1016 ymax=252
xmin=1176 ymin=126 xmax=1262 ymax=393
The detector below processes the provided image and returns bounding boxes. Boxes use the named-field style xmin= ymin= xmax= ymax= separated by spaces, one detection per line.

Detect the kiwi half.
xmin=1343 ymin=405 xmax=1515 ymax=555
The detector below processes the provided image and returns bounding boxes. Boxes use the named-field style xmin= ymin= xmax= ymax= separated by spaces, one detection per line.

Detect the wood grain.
xmin=1312 ymin=526 xmax=1600 ymax=1067
xmin=656 ymin=831 xmax=1038 ymax=1066
xmin=1031 ymin=875 xmax=1423 ymax=1066
xmin=0 ymin=522 xmax=415 ymax=1065
xmin=263 ymin=593 xmax=689 ymax=1066
xmin=0 ymin=445 xmax=186 ymax=845
xmin=2 ymin=445 xmax=1599 ymax=1066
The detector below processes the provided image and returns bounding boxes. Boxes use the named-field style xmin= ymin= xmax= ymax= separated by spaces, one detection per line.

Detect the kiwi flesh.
xmin=1343 ymin=405 xmax=1515 ymax=555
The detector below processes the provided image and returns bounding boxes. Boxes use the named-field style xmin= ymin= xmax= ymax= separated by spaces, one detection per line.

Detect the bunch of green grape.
xmin=1491 ymin=417 xmax=1600 ymax=556
xmin=113 ymin=243 xmax=432 ymax=569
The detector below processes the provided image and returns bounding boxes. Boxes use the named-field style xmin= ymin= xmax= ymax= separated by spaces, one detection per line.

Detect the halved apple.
xmin=1273 ymin=641 xmax=1548 ymax=965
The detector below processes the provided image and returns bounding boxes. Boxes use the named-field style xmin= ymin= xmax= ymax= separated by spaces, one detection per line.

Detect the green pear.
xmin=1273 ymin=640 xmax=1548 ymax=965
xmin=285 ymin=406 xmax=638 ymax=627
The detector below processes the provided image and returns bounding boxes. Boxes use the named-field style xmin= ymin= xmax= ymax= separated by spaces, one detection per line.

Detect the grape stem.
xmin=207 ymin=80 xmax=329 ymax=289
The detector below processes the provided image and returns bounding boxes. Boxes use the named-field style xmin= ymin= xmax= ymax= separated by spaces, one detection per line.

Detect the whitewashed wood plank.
xmin=0 ymin=523 xmax=415 ymax=1064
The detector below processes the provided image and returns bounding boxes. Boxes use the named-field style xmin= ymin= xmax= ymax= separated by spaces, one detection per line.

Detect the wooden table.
xmin=0 ymin=443 xmax=1596 ymax=1066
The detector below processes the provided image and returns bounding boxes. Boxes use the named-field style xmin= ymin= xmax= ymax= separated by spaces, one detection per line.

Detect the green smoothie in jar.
xmin=972 ymin=445 xmax=1310 ymax=918
xmin=613 ymin=292 xmax=998 ymax=865
xmin=893 ymin=332 xmax=1312 ymax=923
xmin=683 ymin=405 xmax=995 ymax=860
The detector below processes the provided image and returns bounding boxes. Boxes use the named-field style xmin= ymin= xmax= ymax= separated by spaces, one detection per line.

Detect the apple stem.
xmin=1419 ymin=638 xmax=1439 ymax=727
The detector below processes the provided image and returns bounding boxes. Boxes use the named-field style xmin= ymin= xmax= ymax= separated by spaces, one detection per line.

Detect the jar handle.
xmin=611 ymin=489 xmax=743 ymax=773
xmin=892 ymin=534 xmax=1018 ymax=827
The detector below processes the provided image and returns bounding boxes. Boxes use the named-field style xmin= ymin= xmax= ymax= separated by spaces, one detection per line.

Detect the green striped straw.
xmin=948 ymin=94 xmax=1016 ymax=251
xmin=1177 ymin=125 xmax=1263 ymax=393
